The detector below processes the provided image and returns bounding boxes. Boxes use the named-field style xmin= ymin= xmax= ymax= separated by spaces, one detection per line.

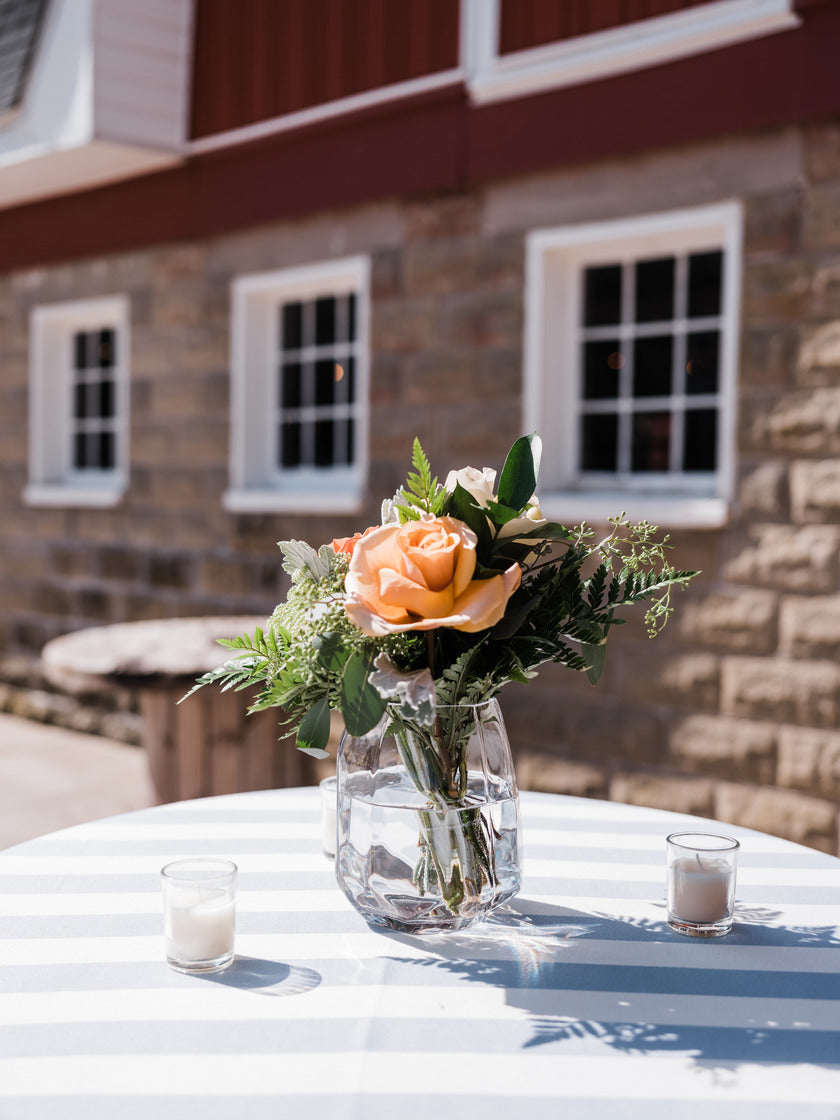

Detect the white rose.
xmin=498 ymin=497 xmax=548 ymax=540
xmin=445 ymin=466 xmax=497 ymax=508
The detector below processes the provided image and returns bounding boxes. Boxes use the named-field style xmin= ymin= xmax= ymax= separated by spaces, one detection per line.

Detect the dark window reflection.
xmin=583 ymin=265 xmax=621 ymax=327
xmin=281 ymin=421 xmax=301 ymax=467
xmin=583 ymin=340 xmax=622 ymax=399
xmin=633 ymin=335 xmax=672 ymax=397
xmin=683 ymin=408 xmax=717 ymax=471
xmin=580 ymin=413 xmax=618 ymax=471
xmin=314 ymin=419 xmax=334 ymax=466
xmin=281 ymin=362 xmax=302 ymax=408
xmin=632 ymin=411 xmax=671 ymax=472
xmin=635 ymin=257 xmax=674 ymax=323
xmin=686 ymin=331 xmax=719 ymax=394
xmin=688 ymin=251 xmax=722 ymax=318
xmin=281 ymin=302 xmax=303 ymax=350
xmin=315 ymin=297 xmax=336 ymax=345
xmin=315 ymin=359 xmax=336 ymax=406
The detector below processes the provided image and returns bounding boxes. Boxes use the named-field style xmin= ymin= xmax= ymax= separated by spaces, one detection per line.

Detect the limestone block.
xmin=737 ymin=460 xmax=789 ymax=518
xmin=747 ymin=387 xmax=840 ymax=455
xmin=620 ymin=650 xmax=720 ymax=711
xmin=721 ymin=656 xmax=840 ymax=728
xmin=779 ymin=594 xmax=840 ymax=658
xmin=777 ymin=726 xmax=840 ymax=798
xmin=797 ymin=319 xmax=840 ymax=383
xmin=739 ymin=327 xmax=797 ymax=388
xmin=715 ymin=782 xmax=838 ymax=854
xmin=744 ymin=188 xmax=802 ymax=256
xmin=609 ymin=773 xmax=715 ymax=818
xmin=805 ymin=122 xmax=840 ymax=183
xmin=803 ymin=183 xmax=840 ymax=252
xmin=790 ymin=460 xmax=840 ymax=523
xmin=405 ymin=196 xmax=480 ymax=242
xmin=561 ymin=699 xmax=663 ymax=766
xmin=404 ymin=349 xmax=475 ymax=404
xmin=742 ymin=258 xmax=812 ymax=324
xmin=723 ymin=524 xmax=840 ymax=592
xmin=371 ymin=299 xmax=439 ymax=353
xmin=404 ymin=238 xmax=479 ymax=297
xmin=515 ymin=752 xmax=608 ymax=799
xmin=668 ymin=714 xmax=777 ymax=783
xmin=674 ymin=588 xmax=778 ymax=653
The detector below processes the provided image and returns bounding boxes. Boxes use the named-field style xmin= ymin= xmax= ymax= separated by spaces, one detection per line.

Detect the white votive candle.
xmin=666 ymin=832 xmax=739 ymax=937
xmin=161 ymin=858 xmax=237 ymax=973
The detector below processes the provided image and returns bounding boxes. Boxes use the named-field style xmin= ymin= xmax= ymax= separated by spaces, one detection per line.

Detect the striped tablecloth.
xmin=1 ymin=788 xmax=839 ymax=1119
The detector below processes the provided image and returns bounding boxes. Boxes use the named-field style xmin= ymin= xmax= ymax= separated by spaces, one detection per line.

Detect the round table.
xmin=1 ymin=789 xmax=839 ymax=1118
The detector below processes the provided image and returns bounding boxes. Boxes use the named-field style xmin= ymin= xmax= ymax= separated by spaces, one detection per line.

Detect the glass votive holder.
xmin=320 ymin=776 xmax=337 ymax=858
xmin=161 ymin=857 xmax=237 ymax=973
xmin=666 ymin=832 xmax=739 ymax=937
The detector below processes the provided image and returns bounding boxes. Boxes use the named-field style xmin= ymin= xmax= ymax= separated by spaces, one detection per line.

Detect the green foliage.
xmin=392 ymin=438 xmax=448 ymax=522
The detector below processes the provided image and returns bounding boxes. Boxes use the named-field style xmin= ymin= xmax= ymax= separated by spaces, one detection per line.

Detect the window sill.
xmin=222 ymin=487 xmax=365 ymax=515
xmin=23 ymin=482 xmax=126 ymax=509
xmin=540 ymin=491 xmax=729 ymax=529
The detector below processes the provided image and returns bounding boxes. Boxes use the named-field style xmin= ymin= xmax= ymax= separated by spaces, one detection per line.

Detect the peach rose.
xmin=331 ymin=526 xmax=379 ymax=557
xmin=344 ymin=516 xmax=521 ymax=636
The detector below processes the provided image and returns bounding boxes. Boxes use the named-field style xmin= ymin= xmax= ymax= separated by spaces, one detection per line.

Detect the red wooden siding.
xmin=190 ymin=0 xmax=459 ymax=139
xmin=499 ymin=0 xmax=714 ymax=54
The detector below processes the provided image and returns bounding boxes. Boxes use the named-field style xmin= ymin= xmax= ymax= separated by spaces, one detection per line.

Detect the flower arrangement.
xmin=189 ymin=433 xmax=695 ymax=926
xmin=192 ymin=433 xmax=693 ymax=753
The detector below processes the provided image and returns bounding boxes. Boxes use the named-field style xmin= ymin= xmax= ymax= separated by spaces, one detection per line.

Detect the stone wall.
xmin=1 ymin=122 xmax=840 ymax=851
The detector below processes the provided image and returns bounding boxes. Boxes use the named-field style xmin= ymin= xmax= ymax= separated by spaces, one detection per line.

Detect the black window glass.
xmin=635 ymin=257 xmax=674 ymax=323
xmin=282 ymin=302 xmax=303 ymax=350
xmin=73 ymin=382 xmax=87 ymax=420
xmin=98 ymin=329 xmax=115 ymax=367
xmin=582 ymin=340 xmax=622 ymax=399
xmin=631 ymin=411 xmax=671 ymax=472
xmin=281 ymin=421 xmax=301 ymax=467
xmin=315 ymin=297 xmax=336 ymax=345
xmin=633 ymin=336 xmax=673 ymax=397
xmin=688 ymin=251 xmax=722 ymax=318
xmin=315 ymin=359 xmax=336 ymax=406
xmin=99 ymin=380 xmax=115 ymax=418
xmin=338 ymin=356 xmax=355 ymax=402
xmin=580 ymin=413 xmax=618 ymax=471
xmin=314 ymin=419 xmax=334 ymax=466
xmin=73 ymin=431 xmax=87 ymax=469
xmin=686 ymin=331 xmax=719 ymax=394
xmin=583 ymin=265 xmax=621 ymax=327
xmin=281 ymin=362 xmax=302 ymax=408
xmin=343 ymin=417 xmax=355 ymax=465
xmin=99 ymin=431 xmax=115 ymax=469
xmin=73 ymin=332 xmax=88 ymax=370
xmin=683 ymin=408 xmax=717 ymax=471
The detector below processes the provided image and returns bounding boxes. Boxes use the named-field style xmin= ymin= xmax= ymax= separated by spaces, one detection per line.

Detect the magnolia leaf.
xmin=583 ymin=641 xmax=607 ymax=686
xmin=497 ymin=434 xmax=541 ymax=512
xmin=296 ymin=695 xmax=331 ymax=756
xmin=341 ymin=648 xmax=387 ymax=736
xmin=448 ymin=482 xmax=492 ymax=548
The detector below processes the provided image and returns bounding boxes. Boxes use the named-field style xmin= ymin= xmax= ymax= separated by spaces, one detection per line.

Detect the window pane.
xmin=582 ymin=340 xmax=622 ymax=399
xmin=347 ymin=293 xmax=357 ymax=341
xmin=99 ymin=379 xmax=115 ymax=419
xmin=280 ymin=421 xmax=301 ymax=467
xmin=335 ymin=355 xmax=355 ymax=403
xmin=688 ymin=251 xmax=722 ymax=318
xmin=635 ymin=257 xmax=674 ymax=323
xmin=281 ymin=302 xmax=303 ymax=350
xmin=633 ymin=335 xmax=673 ymax=397
xmin=343 ymin=417 xmax=355 ymax=465
xmin=99 ymin=431 xmax=115 ymax=469
xmin=74 ymin=431 xmax=87 ymax=469
xmin=315 ymin=297 xmax=336 ymax=345
xmin=315 ymin=358 xmax=336 ymax=406
xmin=73 ymin=332 xmax=88 ymax=370
xmin=686 ymin=331 xmax=719 ymax=394
xmin=583 ymin=265 xmax=621 ymax=327
xmin=314 ymin=418 xmax=334 ymax=466
xmin=580 ymin=413 xmax=618 ymax=471
xmin=281 ymin=362 xmax=302 ymax=408
xmin=632 ymin=411 xmax=671 ymax=472
xmin=98 ymin=329 xmax=115 ymax=367
xmin=683 ymin=408 xmax=717 ymax=471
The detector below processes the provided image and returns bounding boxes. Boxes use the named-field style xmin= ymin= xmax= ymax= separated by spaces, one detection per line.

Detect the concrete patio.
xmin=0 ymin=712 xmax=156 ymax=850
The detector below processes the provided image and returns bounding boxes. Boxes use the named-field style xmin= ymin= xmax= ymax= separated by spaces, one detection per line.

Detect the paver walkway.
xmin=0 ymin=712 xmax=156 ymax=849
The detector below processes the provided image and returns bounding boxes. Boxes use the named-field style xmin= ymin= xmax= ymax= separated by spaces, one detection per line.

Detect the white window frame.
xmin=224 ymin=256 xmax=370 ymax=514
xmin=524 ymin=202 xmax=743 ymax=529
xmin=460 ymin=0 xmax=799 ymax=105
xmin=25 ymin=295 xmax=129 ymax=508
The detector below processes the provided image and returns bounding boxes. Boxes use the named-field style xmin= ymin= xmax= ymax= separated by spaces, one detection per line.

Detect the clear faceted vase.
xmin=335 ymin=699 xmax=521 ymax=934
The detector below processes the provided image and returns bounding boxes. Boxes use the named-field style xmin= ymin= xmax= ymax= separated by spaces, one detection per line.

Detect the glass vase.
xmin=335 ymin=699 xmax=521 ymax=934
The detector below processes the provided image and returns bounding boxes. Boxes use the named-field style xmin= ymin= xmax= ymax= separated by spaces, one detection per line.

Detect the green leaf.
xmin=448 ymin=482 xmax=492 ymax=548
xmin=296 ymin=695 xmax=331 ymax=755
xmin=341 ymin=648 xmax=387 ymax=736
xmin=312 ymin=632 xmax=346 ymax=674
xmin=497 ymin=434 xmax=541 ymax=512
xmin=583 ymin=641 xmax=606 ymax=686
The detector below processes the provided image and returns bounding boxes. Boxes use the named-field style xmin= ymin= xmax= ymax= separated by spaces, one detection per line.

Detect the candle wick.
xmin=695 ymin=853 xmax=704 ymax=871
